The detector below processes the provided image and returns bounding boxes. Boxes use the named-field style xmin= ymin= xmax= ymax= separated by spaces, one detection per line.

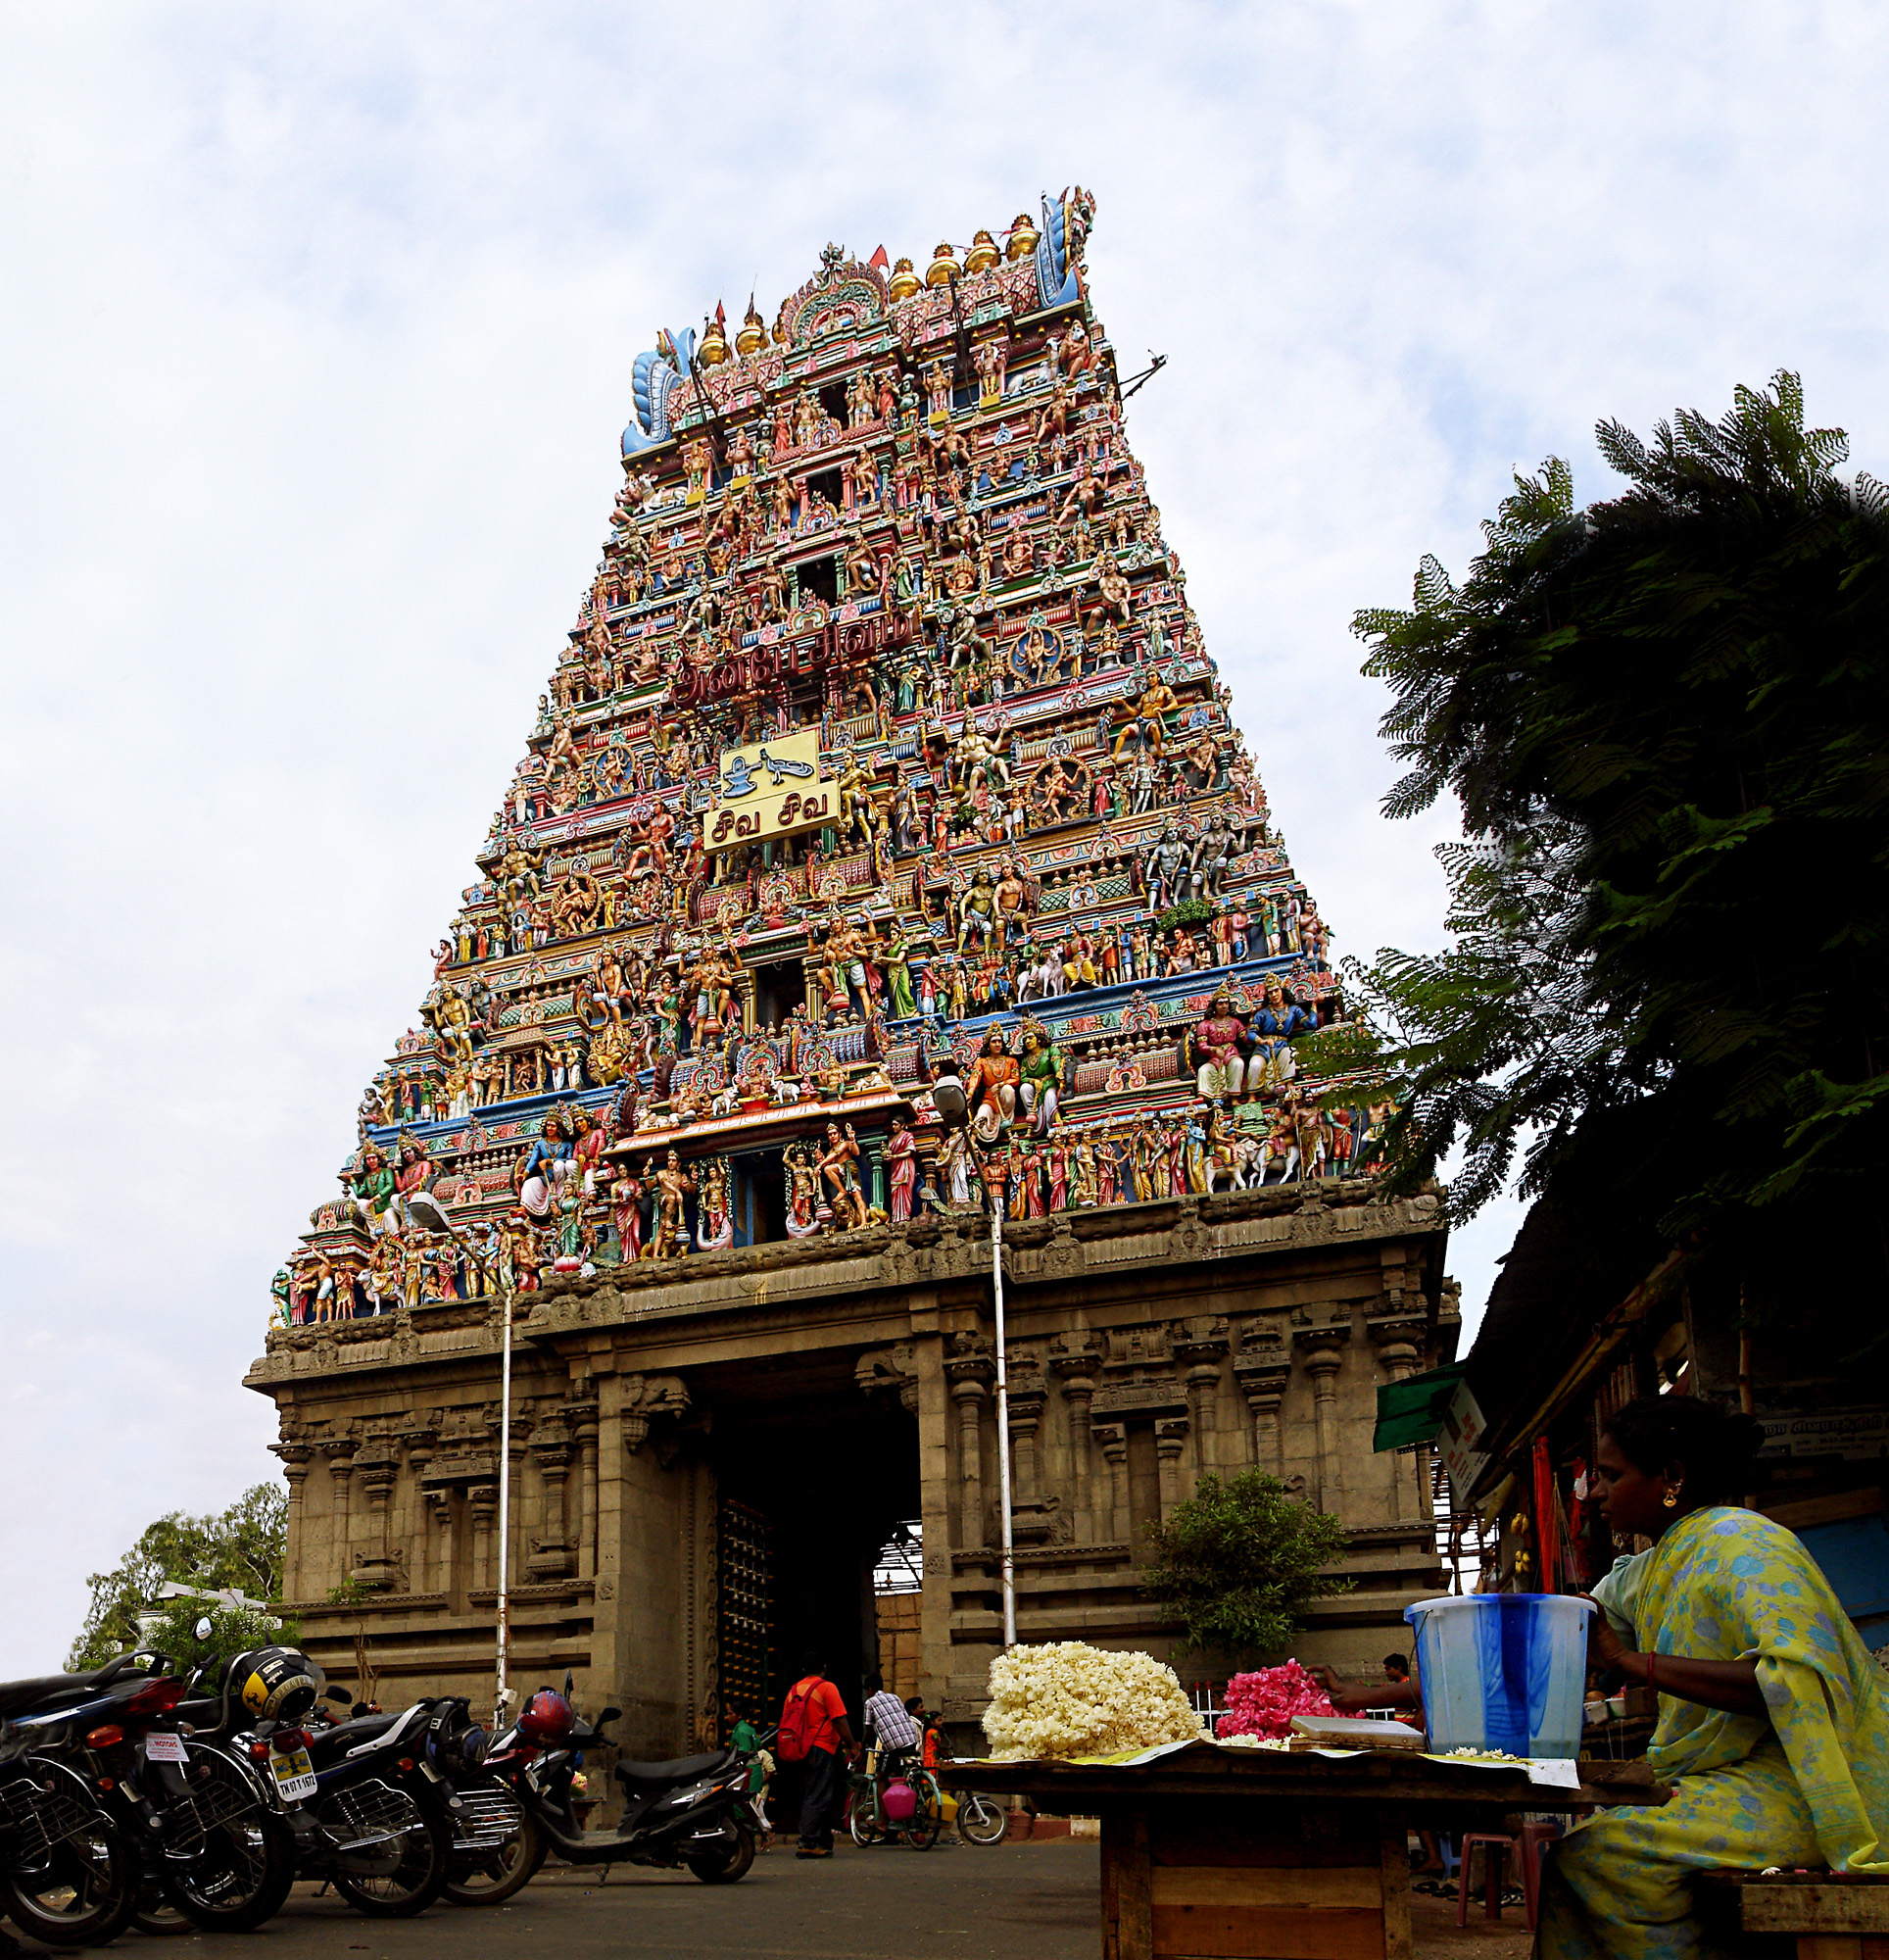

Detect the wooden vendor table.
xmin=944 ymin=1740 xmax=1666 ymax=1960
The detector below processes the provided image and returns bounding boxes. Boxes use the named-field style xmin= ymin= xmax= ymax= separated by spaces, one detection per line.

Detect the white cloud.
xmin=3 ymin=0 xmax=1884 ymax=1671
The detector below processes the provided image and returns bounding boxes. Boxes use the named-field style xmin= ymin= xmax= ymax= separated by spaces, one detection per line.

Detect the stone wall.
xmin=247 ymin=1179 xmax=1453 ymax=1762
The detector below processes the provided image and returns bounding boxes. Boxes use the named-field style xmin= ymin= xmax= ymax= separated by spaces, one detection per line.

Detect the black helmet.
xmin=233 ymin=1646 xmax=322 ymax=1724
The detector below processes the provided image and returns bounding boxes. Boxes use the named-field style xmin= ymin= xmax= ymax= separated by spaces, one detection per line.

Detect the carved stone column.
xmin=468 ymin=1485 xmax=498 ymax=1592
xmin=528 ymin=1419 xmax=575 ymax=1581
xmin=352 ymin=1434 xmax=404 ymax=1592
xmin=270 ymin=1439 xmax=315 ymax=1600
xmin=1155 ymin=1419 xmax=1190 ymax=1523
xmin=1173 ymin=1317 xmax=1229 ymax=1478
xmin=945 ymin=1344 xmax=994 ymax=1549
xmin=399 ymin=1427 xmax=436 ymax=1590
xmin=1006 ymin=1350 xmax=1046 ymax=1506
xmin=428 ymin=1489 xmax=457 ymax=1600
xmin=1369 ymin=1314 xmax=1431 ymax=1523
xmin=1092 ymin=1423 xmax=1131 ymax=1544
xmin=1049 ymin=1342 xmax=1099 ymax=1539
xmin=322 ymin=1438 xmax=358 ymax=1596
xmin=1234 ymin=1319 xmax=1290 ymax=1475
xmin=1295 ymin=1328 xmax=1351 ymax=1515
xmin=570 ymin=1400 xmax=601 ymax=1580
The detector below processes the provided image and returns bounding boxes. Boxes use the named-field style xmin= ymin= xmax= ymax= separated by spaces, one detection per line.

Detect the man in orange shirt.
xmin=780 ymin=1652 xmax=857 ymax=1859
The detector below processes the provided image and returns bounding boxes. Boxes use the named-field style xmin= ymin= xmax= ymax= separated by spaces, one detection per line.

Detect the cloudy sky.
xmin=2 ymin=1 xmax=1883 ymax=1673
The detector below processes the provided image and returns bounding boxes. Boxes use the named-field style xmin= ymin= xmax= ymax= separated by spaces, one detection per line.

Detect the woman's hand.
xmin=1581 ymin=1596 xmax=1638 ymax=1676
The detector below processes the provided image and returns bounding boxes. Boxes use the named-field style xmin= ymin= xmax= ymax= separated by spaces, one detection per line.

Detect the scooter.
xmin=479 ymin=1689 xmax=755 ymax=1885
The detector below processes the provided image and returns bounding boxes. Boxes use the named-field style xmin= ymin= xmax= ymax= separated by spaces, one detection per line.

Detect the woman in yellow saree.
xmin=1538 ymin=1396 xmax=1889 ymax=1959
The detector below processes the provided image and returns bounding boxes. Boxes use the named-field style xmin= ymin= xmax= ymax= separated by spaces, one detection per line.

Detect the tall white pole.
xmin=993 ymin=1207 xmax=1016 ymax=1648
xmin=495 ymin=1277 xmax=513 ymax=1729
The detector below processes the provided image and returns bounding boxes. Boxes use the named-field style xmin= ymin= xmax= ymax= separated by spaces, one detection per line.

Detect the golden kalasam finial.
xmin=699 ymin=310 xmax=730 ymax=367
xmin=924 ymin=240 xmax=961 ymax=288
xmin=887 ymin=256 xmax=921 ymax=302
xmin=964 ymin=228 xmax=999 ymax=274
xmin=735 ymin=297 xmax=765 ymax=358
xmin=1004 ymin=212 xmax=1040 ymax=261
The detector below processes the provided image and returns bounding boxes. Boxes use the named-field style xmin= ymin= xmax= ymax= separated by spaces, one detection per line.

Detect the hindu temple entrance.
xmin=701 ymin=1347 xmax=920 ymax=1737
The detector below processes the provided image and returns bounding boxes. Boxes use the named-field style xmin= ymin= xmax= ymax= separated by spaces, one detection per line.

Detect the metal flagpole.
xmin=993 ymin=1207 xmax=1017 ymax=1647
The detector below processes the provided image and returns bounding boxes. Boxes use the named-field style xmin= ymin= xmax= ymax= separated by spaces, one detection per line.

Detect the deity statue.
xmin=886 ymin=1117 xmax=918 ymax=1223
xmin=643 ymin=1150 xmax=697 ymax=1258
xmin=1018 ymin=1022 xmax=1064 ymax=1135
xmin=815 ymin=1122 xmax=870 ymax=1230
xmin=965 ymin=1026 xmax=1022 ymax=1142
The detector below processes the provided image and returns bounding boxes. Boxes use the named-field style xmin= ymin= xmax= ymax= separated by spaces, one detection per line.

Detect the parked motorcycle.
xmin=422 ymin=1699 xmax=544 ymax=1906
xmin=179 ymin=1644 xmax=459 ymax=1917
xmin=0 ymin=1660 xmax=148 ymax=1948
xmin=481 ymin=1689 xmax=756 ymax=1884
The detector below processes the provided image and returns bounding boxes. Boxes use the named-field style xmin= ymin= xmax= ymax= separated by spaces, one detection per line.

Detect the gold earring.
xmin=1663 ymin=1487 xmax=1680 ymax=1509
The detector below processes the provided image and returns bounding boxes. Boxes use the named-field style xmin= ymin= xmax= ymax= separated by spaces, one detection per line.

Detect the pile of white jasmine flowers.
xmin=981 ymin=1642 xmax=1206 ymax=1761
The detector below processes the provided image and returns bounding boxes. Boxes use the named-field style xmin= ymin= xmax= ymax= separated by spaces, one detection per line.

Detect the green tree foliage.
xmin=1141 ymin=1470 xmax=1351 ymax=1660
xmin=1321 ymin=374 xmax=1889 ymax=1299
xmin=68 ymin=1484 xmax=288 ymax=1669
xmin=136 ymin=1602 xmax=300 ymax=1677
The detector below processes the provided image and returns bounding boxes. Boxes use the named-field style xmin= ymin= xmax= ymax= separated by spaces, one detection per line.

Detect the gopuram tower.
xmin=247 ymin=193 xmax=1456 ymax=1757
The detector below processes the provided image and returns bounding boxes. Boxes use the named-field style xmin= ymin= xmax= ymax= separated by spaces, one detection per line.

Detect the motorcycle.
xmin=0 ymin=1659 xmax=148 ymax=1948
xmin=422 ymin=1699 xmax=544 ymax=1907
xmin=178 ymin=1644 xmax=459 ymax=1918
xmin=481 ymin=1688 xmax=756 ymax=1885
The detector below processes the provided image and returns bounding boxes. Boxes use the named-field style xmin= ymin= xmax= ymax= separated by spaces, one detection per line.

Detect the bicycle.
xmin=953 ymin=1788 xmax=1009 ymax=1846
xmin=846 ymin=1753 xmax=942 ymax=1850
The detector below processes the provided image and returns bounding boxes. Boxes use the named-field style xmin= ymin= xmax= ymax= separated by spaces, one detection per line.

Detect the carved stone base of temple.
xmin=249 ymin=1180 xmax=1454 ymax=1764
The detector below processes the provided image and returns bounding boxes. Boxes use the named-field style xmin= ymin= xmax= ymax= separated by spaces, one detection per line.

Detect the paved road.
xmin=6 ymin=1838 xmax=1101 ymax=1959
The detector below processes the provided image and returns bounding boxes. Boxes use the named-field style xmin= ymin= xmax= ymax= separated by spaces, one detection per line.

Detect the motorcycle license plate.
xmin=269 ymin=1747 xmax=318 ymax=1803
xmin=143 ymin=1733 xmax=188 ymax=1763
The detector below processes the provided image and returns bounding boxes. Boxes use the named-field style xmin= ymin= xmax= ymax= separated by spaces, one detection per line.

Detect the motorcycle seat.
xmin=613 ymin=1748 xmax=736 ymax=1792
xmin=307 ymin=1711 xmax=401 ymax=1762
xmin=0 ymin=1666 xmax=136 ymax=1721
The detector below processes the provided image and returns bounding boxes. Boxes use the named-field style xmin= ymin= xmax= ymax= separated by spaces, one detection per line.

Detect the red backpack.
xmin=776 ymin=1676 xmax=828 ymax=1764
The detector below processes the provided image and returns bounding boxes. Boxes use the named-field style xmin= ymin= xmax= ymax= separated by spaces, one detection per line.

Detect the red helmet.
xmin=517 ymin=1690 xmax=574 ymax=1745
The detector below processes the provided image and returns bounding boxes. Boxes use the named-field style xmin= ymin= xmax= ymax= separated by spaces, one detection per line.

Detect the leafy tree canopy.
xmin=1141 ymin=1470 xmax=1351 ymax=1661
xmin=69 ymin=1484 xmax=288 ymax=1670
xmin=1310 ymin=373 xmax=1889 ymax=1301
xmin=136 ymin=1601 xmax=301 ymax=1678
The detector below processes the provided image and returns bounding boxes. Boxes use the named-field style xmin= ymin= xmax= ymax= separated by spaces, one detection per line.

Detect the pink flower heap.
xmin=1215 ymin=1662 xmax=1333 ymax=1741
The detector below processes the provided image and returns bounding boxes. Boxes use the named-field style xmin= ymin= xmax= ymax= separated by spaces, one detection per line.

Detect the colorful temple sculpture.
xmin=248 ymin=193 xmax=1458 ymax=1760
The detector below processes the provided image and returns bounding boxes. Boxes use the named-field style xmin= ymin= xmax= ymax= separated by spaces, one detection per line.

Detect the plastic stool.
xmin=1457 ymin=1823 xmax=1559 ymax=1931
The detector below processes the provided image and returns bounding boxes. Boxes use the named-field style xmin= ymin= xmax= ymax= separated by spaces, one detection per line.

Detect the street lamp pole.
xmin=993 ymin=1205 xmax=1016 ymax=1648
xmin=493 ymin=1268 xmax=514 ymax=1729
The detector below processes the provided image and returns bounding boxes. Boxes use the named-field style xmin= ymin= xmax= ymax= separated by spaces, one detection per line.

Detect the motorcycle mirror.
xmin=563 ymin=1671 xmax=574 ymax=1698
xmin=325 ymin=1686 xmax=354 ymax=1704
xmin=596 ymin=1707 xmax=621 ymax=1727
xmin=193 ymin=1616 xmax=214 ymax=1643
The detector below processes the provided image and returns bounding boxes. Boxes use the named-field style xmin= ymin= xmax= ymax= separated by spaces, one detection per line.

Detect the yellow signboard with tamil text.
xmin=707 ymin=728 xmax=837 ymax=848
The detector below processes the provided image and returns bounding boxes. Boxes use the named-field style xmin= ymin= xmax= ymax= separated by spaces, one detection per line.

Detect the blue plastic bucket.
xmin=1403 ymin=1592 xmax=1594 ymax=1759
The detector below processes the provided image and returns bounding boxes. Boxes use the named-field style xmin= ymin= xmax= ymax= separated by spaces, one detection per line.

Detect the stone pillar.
xmin=322 ymin=1438 xmax=358 ymax=1595
xmin=945 ymin=1348 xmax=993 ymax=1549
xmin=1236 ymin=1363 xmax=1291 ymax=1476
xmin=1155 ymin=1419 xmax=1190 ymax=1523
xmin=1172 ymin=1320 xmax=1230 ymax=1478
xmin=571 ymin=1400 xmax=601 ymax=1580
xmin=1296 ymin=1329 xmax=1351 ymax=1515
xmin=428 ymin=1489 xmax=457 ymax=1600
xmin=399 ymin=1427 xmax=436 ymax=1589
xmin=529 ymin=1426 xmax=574 ymax=1581
xmin=270 ymin=1440 xmax=315 ymax=1600
xmin=909 ymin=1325 xmax=955 ymax=1711
xmin=1049 ymin=1345 xmax=1098 ymax=1540
xmin=1007 ymin=1353 xmax=1045 ymax=1506
xmin=469 ymin=1485 xmax=498 ymax=1592
xmin=1093 ymin=1423 xmax=1131 ymax=1544
xmin=1369 ymin=1315 xmax=1431 ymax=1524
xmin=352 ymin=1436 xmax=403 ymax=1591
